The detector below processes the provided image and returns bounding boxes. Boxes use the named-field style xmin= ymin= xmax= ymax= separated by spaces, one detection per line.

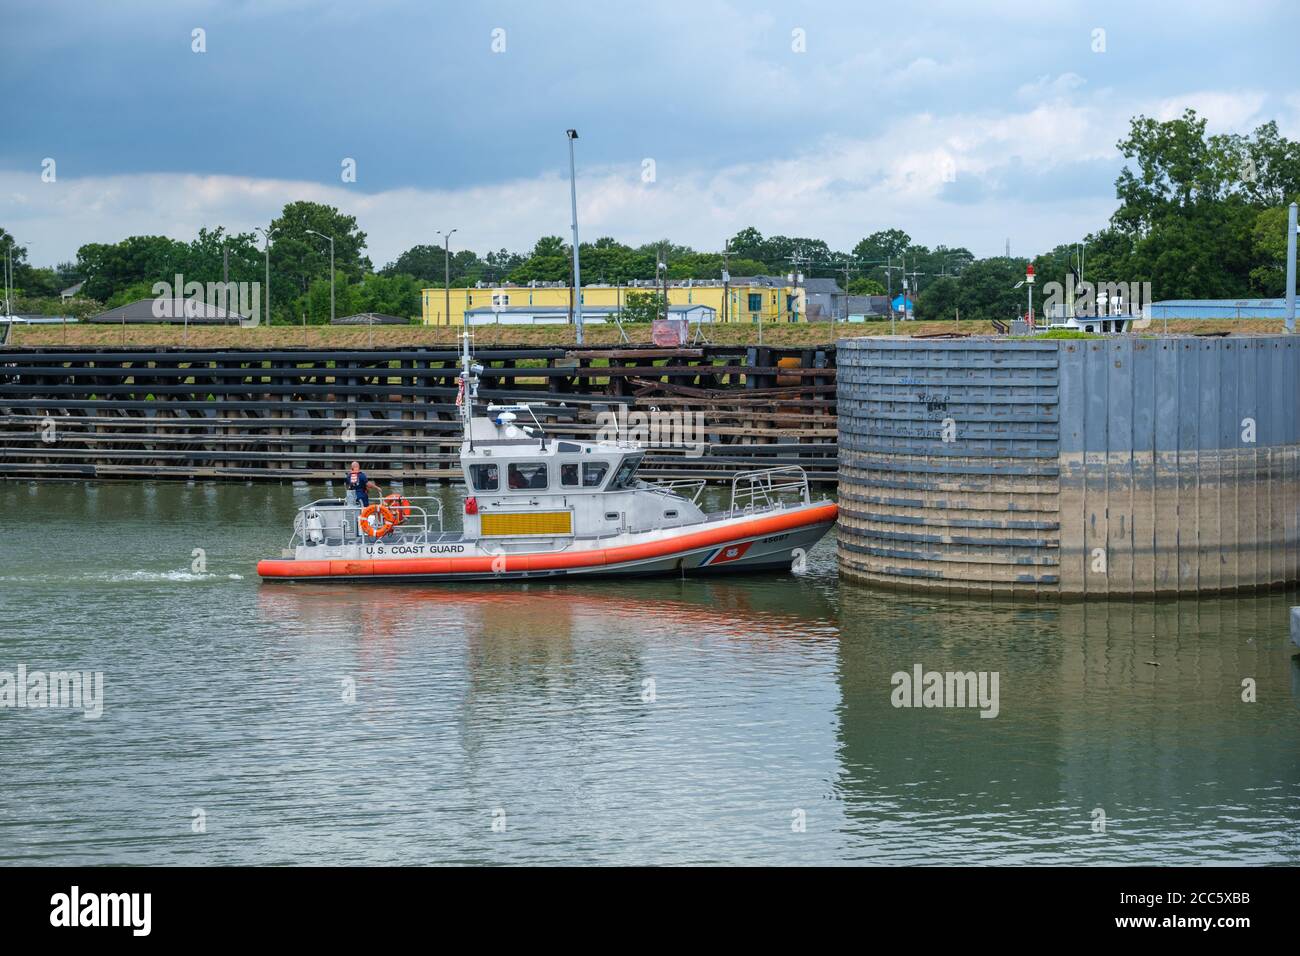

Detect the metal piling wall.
xmin=837 ymin=335 xmax=1300 ymax=597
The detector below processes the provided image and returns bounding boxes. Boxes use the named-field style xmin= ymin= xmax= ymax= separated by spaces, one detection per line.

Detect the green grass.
xmin=1033 ymin=328 xmax=1103 ymax=339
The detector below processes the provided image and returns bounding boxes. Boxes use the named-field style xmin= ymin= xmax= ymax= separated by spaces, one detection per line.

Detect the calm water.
xmin=1 ymin=480 xmax=1297 ymax=865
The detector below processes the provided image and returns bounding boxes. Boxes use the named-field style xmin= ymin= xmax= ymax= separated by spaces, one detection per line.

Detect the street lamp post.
xmin=255 ymin=226 xmax=276 ymax=327
xmin=306 ymin=229 xmax=335 ymax=324
xmin=435 ymin=229 xmax=457 ymax=327
xmin=1286 ymin=202 xmax=1297 ymax=334
xmin=565 ymin=129 xmax=584 ymax=345
xmin=658 ymin=255 xmax=668 ymax=323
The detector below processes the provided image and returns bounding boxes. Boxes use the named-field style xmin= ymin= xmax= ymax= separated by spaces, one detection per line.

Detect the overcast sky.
xmin=3 ymin=0 xmax=1297 ymax=268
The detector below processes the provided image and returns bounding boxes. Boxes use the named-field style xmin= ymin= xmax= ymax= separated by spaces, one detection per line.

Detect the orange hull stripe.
xmin=258 ymin=503 xmax=837 ymax=579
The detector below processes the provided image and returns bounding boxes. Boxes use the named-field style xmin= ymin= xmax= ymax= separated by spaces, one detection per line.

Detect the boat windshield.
xmin=609 ymin=455 xmax=642 ymax=490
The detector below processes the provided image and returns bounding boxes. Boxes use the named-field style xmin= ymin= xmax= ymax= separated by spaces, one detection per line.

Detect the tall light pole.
xmin=255 ymin=226 xmax=276 ymax=326
xmin=565 ymin=129 xmax=584 ymax=345
xmin=306 ymin=229 xmax=335 ymax=324
xmin=1286 ymin=202 xmax=1296 ymax=334
xmin=435 ymin=229 xmax=457 ymax=327
xmin=657 ymin=251 xmax=668 ymax=323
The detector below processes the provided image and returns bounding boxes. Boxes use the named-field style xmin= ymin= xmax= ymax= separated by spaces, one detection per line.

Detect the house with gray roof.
xmin=88 ymin=298 xmax=247 ymax=325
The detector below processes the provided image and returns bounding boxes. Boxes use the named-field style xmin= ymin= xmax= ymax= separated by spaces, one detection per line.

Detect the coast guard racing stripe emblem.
xmin=704 ymin=542 xmax=753 ymax=566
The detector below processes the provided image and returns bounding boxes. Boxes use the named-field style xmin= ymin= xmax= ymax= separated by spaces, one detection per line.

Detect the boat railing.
xmin=642 ymin=478 xmax=707 ymax=504
xmin=727 ymin=465 xmax=811 ymax=517
xmin=290 ymin=496 xmax=446 ymax=548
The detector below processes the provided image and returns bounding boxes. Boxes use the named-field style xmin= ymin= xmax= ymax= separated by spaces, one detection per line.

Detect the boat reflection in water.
xmin=256 ymin=569 xmax=1300 ymax=864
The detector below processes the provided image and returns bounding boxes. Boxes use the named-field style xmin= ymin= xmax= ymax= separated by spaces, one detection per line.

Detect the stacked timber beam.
xmin=0 ymin=344 xmax=837 ymax=483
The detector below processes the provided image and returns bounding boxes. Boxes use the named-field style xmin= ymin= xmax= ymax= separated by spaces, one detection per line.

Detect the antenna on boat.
xmin=459 ymin=328 xmax=482 ymax=450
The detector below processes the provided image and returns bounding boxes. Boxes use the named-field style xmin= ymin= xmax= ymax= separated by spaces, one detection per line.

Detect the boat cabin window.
xmin=609 ymin=455 xmax=642 ymax=490
xmin=561 ymin=461 xmax=610 ymax=489
xmin=469 ymin=463 xmax=499 ymax=492
xmin=507 ymin=462 xmax=549 ymax=491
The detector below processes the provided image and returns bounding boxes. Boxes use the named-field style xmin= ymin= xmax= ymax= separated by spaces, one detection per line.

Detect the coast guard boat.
xmin=257 ymin=337 xmax=837 ymax=583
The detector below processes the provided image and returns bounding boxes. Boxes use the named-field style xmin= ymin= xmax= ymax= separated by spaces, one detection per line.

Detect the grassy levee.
xmin=6 ymin=317 xmax=1282 ymax=348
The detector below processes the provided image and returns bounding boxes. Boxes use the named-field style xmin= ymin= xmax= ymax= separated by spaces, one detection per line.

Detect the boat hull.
xmin=258 ymin=502 xmax=837 ymax=582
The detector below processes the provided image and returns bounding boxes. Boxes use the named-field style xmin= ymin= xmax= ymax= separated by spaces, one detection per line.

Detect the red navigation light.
xmin=465 ymin=496 xmax=478 ymax=515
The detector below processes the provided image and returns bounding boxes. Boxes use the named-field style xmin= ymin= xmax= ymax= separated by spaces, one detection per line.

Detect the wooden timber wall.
xmin=0 ymin=344 xmax=837 ymax=483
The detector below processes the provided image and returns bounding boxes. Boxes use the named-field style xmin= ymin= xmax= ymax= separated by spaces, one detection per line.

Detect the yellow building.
xmin=420 ymin=278 xmax=803 ymax=326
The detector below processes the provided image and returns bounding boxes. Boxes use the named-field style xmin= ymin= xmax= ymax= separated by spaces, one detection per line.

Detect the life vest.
xmin=383 ymin=494 xmax=412 ymax=525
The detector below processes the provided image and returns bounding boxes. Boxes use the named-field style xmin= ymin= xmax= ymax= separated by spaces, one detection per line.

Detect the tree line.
xmin=3 ymin=110 xmax=1298 ymax=325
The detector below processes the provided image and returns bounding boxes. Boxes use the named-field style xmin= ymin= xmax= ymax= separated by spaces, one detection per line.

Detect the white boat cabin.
xmin=460 ymin=405 xmax=707 ymax=544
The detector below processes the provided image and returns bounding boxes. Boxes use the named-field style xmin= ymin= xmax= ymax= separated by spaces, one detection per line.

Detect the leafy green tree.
xmin=1250 ymin=201 xmax=1299 ymax=295
xmin=914 ymin=276 xmax=962 ymax=321
xmin=0 ymin=226 xmax=27 ymax=268
xmin=356 ymin=273 xmax=421 ymax=318
xmin=104 ymin=281 xmax=161 ymax=310
xmin=0 ymin=228 xmax=64 ymax=298
xmin=76 ymin=235 xmax=189 ymax=301
xmin=185 ymin=226 xmax=262 ymax=289
xmin=724 ymin=258 xmax=769 ymax=277
xmin=726 ymin=227 xmax=766 ymax=263
xmin=19 ymin=266 xmax=63 ymax=297
xmin=949 ymin=258 xmax=1026 ymax=322
xmin=484 ymin=248 xmax=525 ymax=278
xmin=579 ymin=237 xmax=652 ymax=283
xmin=383 ymin=245 xmax=493 ymax=286
xmin=622 ymin=290 xmax=665 ymax=323
xmin=847 ymin=277 xmax=885 ymax=295
xmin=852 ymin=229 xmax=911 ymax=263
xmin=1108 ymin=109 xmax=1300 ymax=298
xmin=269 ymin=202 xmax=371 ymax=307
xmin=382 ymin=244 xmax=442 ymax=282
xmin=300 ymin=271 xmax=360 ymax=324
xmin=509 ymin=236 xmax=571 ymax=283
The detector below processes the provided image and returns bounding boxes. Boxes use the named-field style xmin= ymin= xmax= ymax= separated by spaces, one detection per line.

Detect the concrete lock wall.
xmin=837 ymin=335 xmax=1300 ymax=597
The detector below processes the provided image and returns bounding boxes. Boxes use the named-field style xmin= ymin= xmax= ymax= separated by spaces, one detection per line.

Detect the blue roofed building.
xmin=890 ymin=293 xmax=915 ymax=315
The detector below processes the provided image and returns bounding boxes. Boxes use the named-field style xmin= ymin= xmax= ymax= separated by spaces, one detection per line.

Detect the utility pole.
xmin=721 ymin=241 xmax=731 ymax=324
xmin=786 ymin=249 xmax=807 ymax=322
xmin=436 ymin=229 xmax=457 ymax=327
xmin=565 ymin=129 xmax=584 ymax=345
xmin=840 ymin=259 xmax=854 ymax=323
xmin=883 ymin=256 xmax=904 ymax=336
xmin=904 ymin=266 xmax=925 ymax=322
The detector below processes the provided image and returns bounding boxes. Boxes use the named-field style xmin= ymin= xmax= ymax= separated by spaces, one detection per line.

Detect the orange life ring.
xmin=383 ymin=494 xmax=412 ymax=524
xmin=359 ymin=503 xmax=396 ymax=538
